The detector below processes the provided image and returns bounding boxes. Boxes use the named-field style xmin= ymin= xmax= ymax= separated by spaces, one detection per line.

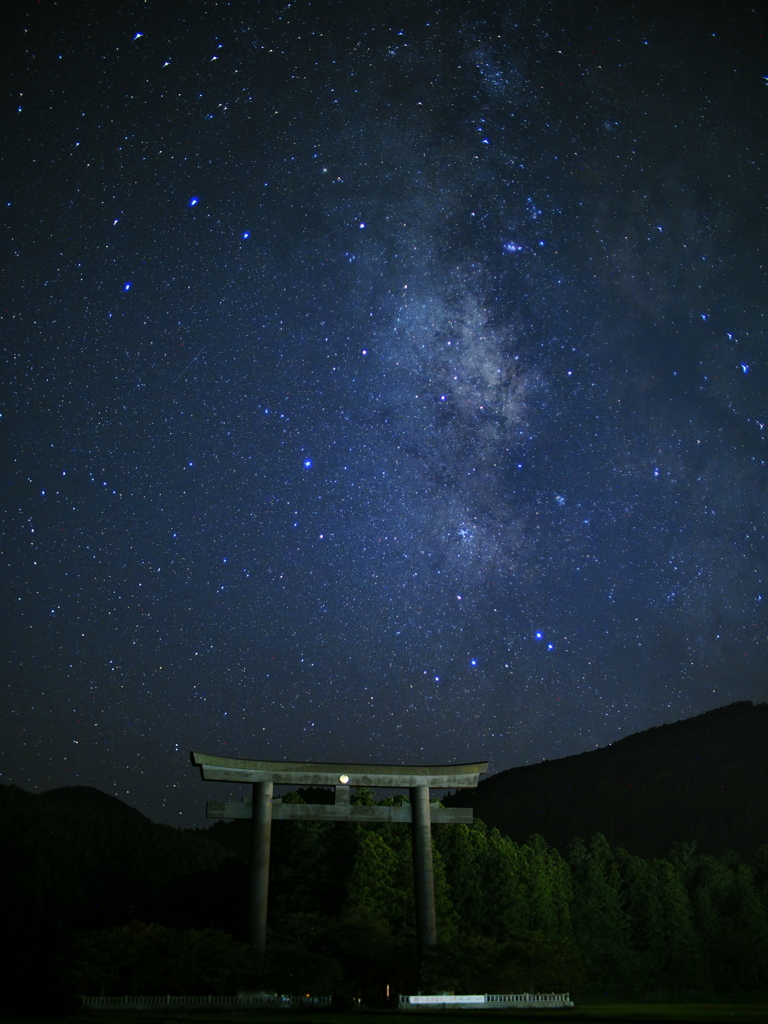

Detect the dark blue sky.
xmin=2 ymin=0 xmax=767 ymax=825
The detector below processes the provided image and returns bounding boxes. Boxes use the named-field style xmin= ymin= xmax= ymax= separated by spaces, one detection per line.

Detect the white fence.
xmin=81 ymin=993 xmax=332 ymax=1010
xmin=81 ymin=991 xmax=573 ymax=1012
xmin=400 ymin=992 xmax=574 ymax=1009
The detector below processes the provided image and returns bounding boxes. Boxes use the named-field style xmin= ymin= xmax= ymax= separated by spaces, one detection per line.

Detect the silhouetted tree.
xmin=568 ymin=833 xmax=632 ymax=993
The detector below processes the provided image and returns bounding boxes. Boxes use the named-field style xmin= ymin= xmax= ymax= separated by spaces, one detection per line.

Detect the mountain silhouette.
xmin=446 ymin=701 xmax=768 ymax=857
xmin=0 ymin=781 xmax=237 ymax=932
xmin=37 ymin=784 xmax=152 ymax=823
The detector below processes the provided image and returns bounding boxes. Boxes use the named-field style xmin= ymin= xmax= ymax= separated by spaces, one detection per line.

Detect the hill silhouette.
xmin=37 ymin=784 xmax=152 ymax=823
xmin=0 ymin=782 xmax=240 ymax=932
xmin=447 ymin=700 xmax=768 ymax=857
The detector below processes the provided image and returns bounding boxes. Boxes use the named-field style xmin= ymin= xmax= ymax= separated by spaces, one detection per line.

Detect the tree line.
xmin=60 ymin=792 xmax=768 ymax=1001
xmin=3 ymin=785 xmax=767 ymax=1004
xmin=264 ymin=793 xmax=768 ymax=998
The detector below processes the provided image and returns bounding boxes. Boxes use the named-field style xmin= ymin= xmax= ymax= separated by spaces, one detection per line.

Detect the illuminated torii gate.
xmin=191 ymin=752 xmax=487 ymax=957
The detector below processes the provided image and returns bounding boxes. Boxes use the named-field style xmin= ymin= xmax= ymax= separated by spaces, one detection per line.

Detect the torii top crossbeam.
xmin=191 ymin=752 xmax=488 ymax=790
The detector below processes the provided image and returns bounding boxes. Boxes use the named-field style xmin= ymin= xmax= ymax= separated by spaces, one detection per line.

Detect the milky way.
xmin=2 ymin=1 xmax=767 ymax=823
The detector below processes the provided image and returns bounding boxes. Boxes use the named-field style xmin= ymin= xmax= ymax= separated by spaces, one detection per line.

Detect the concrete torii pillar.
xmin=410 ymin=784 xmax=437 ymax=952
xmin=192 ymin=753 xmax=487 ymax=958
xmin=248 ymin=780 xmax=273 ymax=953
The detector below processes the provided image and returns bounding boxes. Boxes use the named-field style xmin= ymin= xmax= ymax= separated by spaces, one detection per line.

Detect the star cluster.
xmin=2 ymin=0 xmax=767 ymax=823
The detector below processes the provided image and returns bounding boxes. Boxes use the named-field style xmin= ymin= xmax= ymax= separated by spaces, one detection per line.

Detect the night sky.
xmin=3 ymin=0 xmax=768 ymax=826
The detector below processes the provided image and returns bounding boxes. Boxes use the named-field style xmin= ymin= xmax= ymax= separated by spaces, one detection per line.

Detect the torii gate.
xmin=191 ymin=752 xmax=487 ymax=957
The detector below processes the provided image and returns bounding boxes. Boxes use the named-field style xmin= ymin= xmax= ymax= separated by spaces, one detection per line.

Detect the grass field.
xmin=6 ymin=1004 xmax=768 ymax=1024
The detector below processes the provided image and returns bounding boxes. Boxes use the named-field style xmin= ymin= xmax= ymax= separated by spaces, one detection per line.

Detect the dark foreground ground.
xmin=6 ymin=1006 xmax=768 ymax=1024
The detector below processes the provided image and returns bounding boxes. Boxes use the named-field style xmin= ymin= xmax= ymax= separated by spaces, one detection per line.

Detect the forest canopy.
xmin=3 ymin=784 xmax=767 ymax=1004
